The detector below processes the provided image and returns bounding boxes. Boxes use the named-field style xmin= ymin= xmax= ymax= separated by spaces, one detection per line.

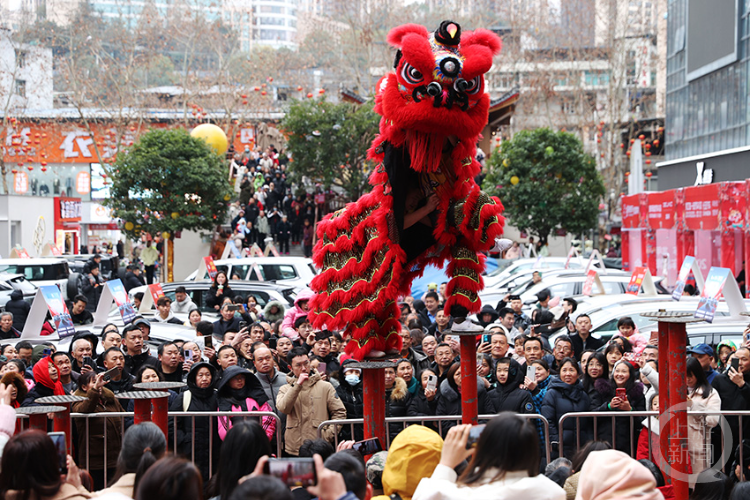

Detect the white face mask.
xmin=345 ymin=374 xmax=361 ymax=386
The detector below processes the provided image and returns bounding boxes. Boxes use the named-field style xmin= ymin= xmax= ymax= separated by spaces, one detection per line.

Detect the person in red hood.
xmin=23 ymin=356 xmax=66 ymax=406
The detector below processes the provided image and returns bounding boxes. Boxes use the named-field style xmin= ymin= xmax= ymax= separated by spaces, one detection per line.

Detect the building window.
xmin=15 ymin=50 xmax=27 ymax=69
xmin=14 ymin=79 xmax=26 ymax=98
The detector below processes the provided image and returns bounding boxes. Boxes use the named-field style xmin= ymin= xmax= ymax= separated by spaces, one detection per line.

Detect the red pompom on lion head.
xmin=375 ymin=20 xmax=502 ymax=142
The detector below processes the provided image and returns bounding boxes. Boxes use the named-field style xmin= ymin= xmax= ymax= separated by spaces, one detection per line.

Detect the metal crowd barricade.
xmin=558 ymin=409 xmax=750 ymax=475
xmin=316 ymin=413 xmax=552 ymax=464
xmin=66 ymin=410 xmax=281 ymax=486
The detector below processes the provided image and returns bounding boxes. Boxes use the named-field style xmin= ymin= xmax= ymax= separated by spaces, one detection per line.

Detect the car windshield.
xmin=0 ymin=263 xmax=69 ymax=281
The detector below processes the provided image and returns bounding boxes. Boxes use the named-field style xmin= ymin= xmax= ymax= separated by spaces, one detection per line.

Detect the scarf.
xmin=531 ymin=376 xmax=551 ymax=446
xmin=405 ymin=376 xmax=419 ymax=396
xmin=32 ymin=357 xmax=65 ymax=396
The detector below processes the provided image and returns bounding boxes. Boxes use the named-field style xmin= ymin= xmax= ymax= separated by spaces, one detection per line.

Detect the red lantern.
xmin=630 ymin=139 xmax=635 ymax=144
xmin=625 ymin=171 xmax=630 ymax=176
xmin=243 ymin=100 xmax=248 ymax=105
xmin=620 ymin=143 xmax=624 ymax=148
xmin=268 ymin=77 xmax=274 ymax=82
xmin=597 ymin=139 xmax=601 ymax=143
xmin=646 ymin=159 xmax=652 ymax=165
xmin=600 ymin=153 xmax=604 ymax=158
xmin=40 ymin=161 xmax=47 ymax=167
xmin=653 ymin=139 xmax=660 ymax=147
xmin=645 ymin=171 xmax=653 ymax=178
xmin=297 ymin=86 xmax=303 ymax=91
xmin=254 ymin=86 xmax=260 ymax=92
xmin=638 ymin=134 xmax=645 ymax=140
xmin=41 ymin=167 xmax=47 ymax=172
xmin=307 ymin=93 xmax=313 ymax=98
xmin=319 ymin=89 xmax=325 ymax=94
xmin=645 ymin=152 xmax=652 ymax=157
xmin=241 ymin=94 xmax=247 ymax=99
xmin=11 ymin=169 xmax=17 ymax=174
xmin=27 ymin=166 xmax=33 ymax=171
xmin=261 ymin=91 xmax=267 ymax=96
xmin=626 ymin=150 xmax=631 ymax=156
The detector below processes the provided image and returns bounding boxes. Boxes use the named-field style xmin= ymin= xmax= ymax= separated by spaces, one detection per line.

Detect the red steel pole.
xmin=52 ymin=403 xmax=73 ymax=453
xmin=362 ymin=366 xmax=386 ymax=446
xmin=658 ymin=320 xmax=670 ymax=475
xmin=667 ymin=322 xmax=689 ymax=499
xmin=28 ymin=413 xmax=47 ymax=431
xmin=459 ymin=336 xmax=478 ymax=425
xmin=133 ymin=399 xmax=152 ymax=425
xmin=152 ymin=396 xmax=169 ymax=438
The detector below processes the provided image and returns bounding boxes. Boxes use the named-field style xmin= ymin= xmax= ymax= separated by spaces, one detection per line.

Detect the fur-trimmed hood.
xmin=263 ymin=300 xmax=286 ymax=322
xmin=388 ymin=377 xmax=409 ymax=402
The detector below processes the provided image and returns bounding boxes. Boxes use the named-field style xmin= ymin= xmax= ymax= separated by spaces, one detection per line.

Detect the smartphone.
xmin=48 ymin=432 xmax=67 ymax=474
xmin=42 ymin=348 xmax=53 ymax=357
xmin=616 ymin=388 xmax=627 ymax=400
xmin=353 ymin=438 xmax=383 ymax=456
xmin=649 ymin=331 xmax=658 ymax=344
xmin=228 ymin=304 xmax=241 ymax=312
xmin=83 ymin=357 xmax=96 ymax=369
xmin=102 ymin=366 xmax=120 ymax=382
xmin=526 ymin=365 xmax=536 ymax=381
xmin=269 ymin=337 xmax=278 ymax=350
xmin=264 ymin=458 xmax=317 ymax=487
xmin=466 ymin=424 xmax=486 ymax=449
xmin=482 ymin=334 xmax=492 ymax=344
xmin=204 ymin=336 xmax=213 ymax=349
xmin=731 ymin=357 xmax=741 ymax=373
xmin=426 ymin=375 xmax=438 ymax=391
xmin=239 ymin=321 xmax=249 ymax=331
xmin=184 ymin=349 xmax=194 ymax=362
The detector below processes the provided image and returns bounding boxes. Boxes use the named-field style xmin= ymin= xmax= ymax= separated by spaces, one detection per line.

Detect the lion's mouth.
xmin=411 ymin=83 xmax=469 ymax=111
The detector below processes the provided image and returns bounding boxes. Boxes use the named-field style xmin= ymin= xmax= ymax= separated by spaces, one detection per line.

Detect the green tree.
xmin=483 ymin=128 xmax=605 ymax=244
xmin=282 ymin=98 xmax=379 ymax=200
xmin=104 ymin=129 xmax=232 ymax=278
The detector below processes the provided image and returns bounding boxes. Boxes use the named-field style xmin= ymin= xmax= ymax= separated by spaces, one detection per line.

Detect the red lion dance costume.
xmin=310 ymin=21 xmax=506 ymax=360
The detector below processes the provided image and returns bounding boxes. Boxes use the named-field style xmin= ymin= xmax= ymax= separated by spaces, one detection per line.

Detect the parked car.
xmin=0 ymin=273 xmax=37 ymax=310
xmin=0 ymin=258 xmax=71 ymax=299
xmin=128 ymin=280 xmax=297 ymax=314
xmin=483 ymin=257 xmax=585 ymax=289
xmin=64 ymin=254 xmax=120 ymax=280
xmin=185 ymin=256 xmax=318 ymax=290
xmin=478 ymin=270 xmax=669 ymax=312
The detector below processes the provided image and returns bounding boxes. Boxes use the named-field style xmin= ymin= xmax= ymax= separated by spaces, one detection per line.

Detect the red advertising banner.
xmin=683 ymin=184 xmax=720 ymax=230
xmin=148 ymin=283 xmax=165 ymax=305
xmin=647 ymin=190 xmax=677 ymax=229
xmin=626 ymin=267 xmax=648 ymax=295
xmin=622 ymin=194 xmax=643 ymax=229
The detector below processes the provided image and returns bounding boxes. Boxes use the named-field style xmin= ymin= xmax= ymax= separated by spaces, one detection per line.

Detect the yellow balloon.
xmin=171 ymin=212 xmax=179 ymax=219
xmin=124 ymin=221 xmax=134 ymax=231
xmin=503 ymin=159 xmax=510 ymax=167
xmin=162 ymin=231 xmax=171 ymax=239
xmin=190 ymin=123 xmax=228 ymax=155
xmin=223 ymin=194 xmax=231 ymax=201
xmin=510 ymin=176 xmax=520 ymax=185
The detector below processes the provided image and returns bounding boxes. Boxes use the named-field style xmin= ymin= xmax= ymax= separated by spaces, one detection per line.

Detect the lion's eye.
xmin=400 ymin=63 xmax=423 ymax=85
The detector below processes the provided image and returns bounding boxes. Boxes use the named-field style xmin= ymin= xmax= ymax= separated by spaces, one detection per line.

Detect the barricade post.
xmin=133 ymin=382 xmax=187 ymax=437
xmin=116 ymin=391 xmax=170 ymax=437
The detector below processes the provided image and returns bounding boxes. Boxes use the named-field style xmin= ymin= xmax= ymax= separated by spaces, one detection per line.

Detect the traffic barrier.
xmin=16 ymin=410 xmax=282 ymax=486
xmin=316 ymin=414 xmax=552 ymax=464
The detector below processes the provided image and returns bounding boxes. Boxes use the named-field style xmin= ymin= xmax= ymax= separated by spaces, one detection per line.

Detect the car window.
xmin=548 ymin=282 xmax=576 ymax=299
xmin=257 ymin=264 xmax=298 ymax=281
xmin=687 ymin=335 xmax=707 ymax=346
xmin=308 ymin=263 xmax=318 ymax=276
xmin=233 ymin=265 xmax=255 ymax=280
xmin=601 ymin=281 xmax=623 ymax=295
xmin=593 ymin=318 xmax=620 ymax=335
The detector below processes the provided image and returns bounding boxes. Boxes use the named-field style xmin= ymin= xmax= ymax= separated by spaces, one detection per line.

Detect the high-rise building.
xmin=253 ymin=0 xmax=298 ymax=49
xmin=657 ymin=0 xmax=750 ymax=189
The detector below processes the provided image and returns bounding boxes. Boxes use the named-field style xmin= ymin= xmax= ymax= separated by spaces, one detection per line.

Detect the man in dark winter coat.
xmin=4 ymin=290 xmax=30 ymax=331
xmin=712 ymin=347 xmax=750 ymax=467
xmin=123 ymin=264 xmax=145 ymax=292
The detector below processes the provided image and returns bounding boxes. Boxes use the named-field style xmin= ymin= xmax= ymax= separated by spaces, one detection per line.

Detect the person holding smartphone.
xmin=72 ymin=371 xmax=125 ymax=489
xmin=591 ymin=359 xmax=646 ymax=454
xmin=711 ymin=347 xmax=750 ymax=467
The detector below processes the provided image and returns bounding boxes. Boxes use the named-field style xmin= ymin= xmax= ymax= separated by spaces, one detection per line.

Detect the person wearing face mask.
xmin=336 ymin=359 xmax=364 ymax=441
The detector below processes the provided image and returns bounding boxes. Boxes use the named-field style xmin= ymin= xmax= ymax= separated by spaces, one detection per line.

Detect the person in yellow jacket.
xmin=276 ymin=347 xmax=346 ymax=456
xmin=371 ymin=425 xmax=443 ymax=500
